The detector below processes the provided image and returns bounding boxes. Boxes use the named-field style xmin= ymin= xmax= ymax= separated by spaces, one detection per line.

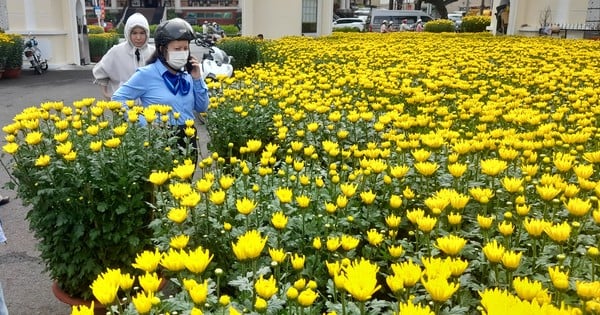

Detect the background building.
xmin=489 ymin=0 xmax=599 ymax=38
xmin=3 ymin=0 xmax=88 ymax=67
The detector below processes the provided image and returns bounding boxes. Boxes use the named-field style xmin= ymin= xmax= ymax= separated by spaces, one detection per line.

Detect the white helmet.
xmin=382 ymin=20 xmax=388 ymax=24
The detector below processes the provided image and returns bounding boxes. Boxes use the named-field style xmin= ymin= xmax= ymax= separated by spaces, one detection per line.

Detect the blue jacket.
xmin=112 ymin=60 xmax=209 ymax=126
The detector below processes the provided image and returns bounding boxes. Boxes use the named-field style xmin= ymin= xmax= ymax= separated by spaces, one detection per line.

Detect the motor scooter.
xmin=24 ymin=34 xmax=48 ymax=75
xmin=194 ymin=33 xmax=234 ymax=80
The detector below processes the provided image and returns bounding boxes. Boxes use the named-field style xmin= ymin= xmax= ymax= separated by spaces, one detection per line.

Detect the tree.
xmin=417 ymin=0 xmax=459 ymax=19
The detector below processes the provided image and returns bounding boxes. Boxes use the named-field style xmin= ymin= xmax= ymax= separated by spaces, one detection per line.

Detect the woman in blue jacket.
xmin=112 ymin=18 xmax=210 ymax=163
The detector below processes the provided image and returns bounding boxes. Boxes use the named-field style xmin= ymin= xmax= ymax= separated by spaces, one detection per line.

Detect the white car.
xmin=332 ymin=18 xmax=366 ymax=32
xmin=448 ymin=13 xmax=463 ymax=31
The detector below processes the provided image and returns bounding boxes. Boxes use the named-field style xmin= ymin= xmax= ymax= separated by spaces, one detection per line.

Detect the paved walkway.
xmin=0 ymin=66 xmax=209 ymax=314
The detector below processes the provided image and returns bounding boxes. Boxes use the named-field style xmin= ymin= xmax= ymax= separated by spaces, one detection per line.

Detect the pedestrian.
xmin=380 ymin=20 xmax=388 ymax=33
xmin=111 ymin=18 xmax=210 ymax=164
xmin=399 ymin=19 xmax=411 ymax=32
xmin=202 ymin=20 xmax=209 ymax=36
xmin=387 ymin=21 xmax=395 ymax=32
xmin=415 ymin=19 xmax=424 ymax=32
xmin=92 ymin=13 xmax=155 ymax=100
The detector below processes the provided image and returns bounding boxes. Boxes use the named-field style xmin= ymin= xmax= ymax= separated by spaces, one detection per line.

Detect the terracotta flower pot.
xmin=2 ymin=67 xmax=21 ymax=79
xmin=51 ymin=282 xmax=107 ymax=315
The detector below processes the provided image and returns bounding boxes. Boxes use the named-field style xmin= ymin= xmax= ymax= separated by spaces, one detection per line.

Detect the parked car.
xmin=368 ymin=9 xmax=433 ymax=32
xmin=448 ymin=13 xmax=463 ymax=31
xmin=332 ymin=18 xmax=366 ymax=32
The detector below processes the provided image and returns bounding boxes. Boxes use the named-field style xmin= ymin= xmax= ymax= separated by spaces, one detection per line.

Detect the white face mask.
xmin=166 ymin=50 xmax=188 ymax=70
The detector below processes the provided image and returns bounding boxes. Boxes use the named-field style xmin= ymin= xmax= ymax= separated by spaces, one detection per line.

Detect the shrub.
xmin=192 ymin=24 xmax=202 ymax=35
xmin=424 ymin=19 xmax=456 ymax=33
xmin=2 ymin=99 xmax=185 ymax=299
xmin=3 ymin=34 xmax=24 ymax=69
xmin=149 ymin=24 xmax=158 ymax=37
xmin=0 ymin=33 xmax=13 ymax=69
xmin=461 ymin=15 xmax=491 ymax=32
xmin=217 ymin=36 xmax=263 ymax=69
xmin=222 ymin=24 xmax=240 ymax=37
xmin=87 ymin=25 xmax=105 ymax=34
xmin=333 ymin=27 xmax=363 ymax=32
xmin=88 ymin=33 xmax=119 ymax=59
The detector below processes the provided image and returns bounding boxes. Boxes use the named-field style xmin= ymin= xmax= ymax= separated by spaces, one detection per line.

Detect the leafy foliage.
xmin=2 ymin=99 xmax=186 ymax=299
xmin=461 ymin=15 xmax=491 ymax=32
xmin=216 ymin=36 xmax=265 ymax=70
xmin=424 ymin=19 xmax=456 ymax=33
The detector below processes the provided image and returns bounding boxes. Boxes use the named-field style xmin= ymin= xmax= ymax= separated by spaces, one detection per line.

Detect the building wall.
xmin=240 ymin=0 xmax=303 ymax=38
xmin=0 ymin=0 xmax=8 ymax=30
xmin=240 ymin=0 xmax=333 ymax=39
xmin=490 ymin=0 xmax=591 ymax=37
xmin=5 ymin=0 xmax=86 ymax=68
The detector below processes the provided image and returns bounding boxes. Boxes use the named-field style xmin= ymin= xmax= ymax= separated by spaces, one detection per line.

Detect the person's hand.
xmin=188 ymin=56 xmax=203 ymax=80
xmin=102 ymin=86 xmax=111 ymax=100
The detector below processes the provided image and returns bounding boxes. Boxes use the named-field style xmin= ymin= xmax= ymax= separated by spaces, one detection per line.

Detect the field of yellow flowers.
xmin=83 ymin=33 xmax=600 ymax=315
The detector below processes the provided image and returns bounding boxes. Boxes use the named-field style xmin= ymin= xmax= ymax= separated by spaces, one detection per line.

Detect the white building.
xmin=489 ymin=0 xmax=598 ymax=38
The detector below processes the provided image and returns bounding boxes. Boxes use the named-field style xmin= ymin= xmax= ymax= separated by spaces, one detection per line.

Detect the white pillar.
xmin=343 ymin=0 xmax=350 ymax=10
xmin=506 ymin=0 xmax=518 ymax=35
xmin=0 ymin=0 xmax=8 ymax=30
xmin=555 ymin=0 xmax=568 ymax=25
xmin=24 ymin=0 xmax=36 ymax=30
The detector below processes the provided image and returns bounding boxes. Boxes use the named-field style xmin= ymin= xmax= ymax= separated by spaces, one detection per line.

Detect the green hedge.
xmin=333 ymin=27 xmax=363 ymax=33
xmin=423 ymin=19 xmax=456 ymax=33
xmin=88 ymin=25 xmax=105 ymax=34
xmin=89 ymin=33 xmax=120 ymax=60
xmin=216 ymin=36 xmax=264 ymax=70
xmin=461 ymin=15 xmax=491 ymax=32
xmin=424 ymin=19 xmax=456 ymax=33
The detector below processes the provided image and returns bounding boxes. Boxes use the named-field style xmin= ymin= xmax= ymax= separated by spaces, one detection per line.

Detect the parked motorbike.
xmin=24 ymin=34 xmax=48 ymax=75
xmin=194 ymin=33 xmax=233 ymax=80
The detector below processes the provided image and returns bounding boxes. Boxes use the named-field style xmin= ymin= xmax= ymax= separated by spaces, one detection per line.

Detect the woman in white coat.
xmin=92 ymin=13 xmax=155 ymax=100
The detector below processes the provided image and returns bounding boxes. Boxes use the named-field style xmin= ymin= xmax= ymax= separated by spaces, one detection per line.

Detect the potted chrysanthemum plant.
xmin=1 ymin=98 xmax=191 ymax=304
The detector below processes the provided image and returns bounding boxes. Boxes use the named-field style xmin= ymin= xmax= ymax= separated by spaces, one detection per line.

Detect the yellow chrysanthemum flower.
xmin=232 ymin=230 xmax=267 ymax=261
xmin=254 ymin=275 xmax=278 ymax=300
xmin=342 ymin=258 xmax=381 ymax=302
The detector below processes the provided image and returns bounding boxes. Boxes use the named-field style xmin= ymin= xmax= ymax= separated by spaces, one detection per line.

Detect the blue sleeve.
xmin=111 ymin=69 xmax=147 ymax=104
xmin=193 ymin=78 xmax=210 ymax=113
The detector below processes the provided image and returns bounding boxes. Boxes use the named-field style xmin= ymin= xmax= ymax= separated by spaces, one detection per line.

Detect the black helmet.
xmin=154 ymin=18 xmax=195 ymax=48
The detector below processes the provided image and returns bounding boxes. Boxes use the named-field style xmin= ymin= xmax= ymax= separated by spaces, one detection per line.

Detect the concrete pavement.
xmin=0 ymin=65 xmax=210 ymax=315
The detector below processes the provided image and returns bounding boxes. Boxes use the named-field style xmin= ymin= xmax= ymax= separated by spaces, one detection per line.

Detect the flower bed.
xmin=85 ymin=33 xmax=600 ymax=314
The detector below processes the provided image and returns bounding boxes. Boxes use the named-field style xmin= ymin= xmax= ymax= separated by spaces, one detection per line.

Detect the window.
xmin=302 ymin=0 xmax=318 ymax=33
